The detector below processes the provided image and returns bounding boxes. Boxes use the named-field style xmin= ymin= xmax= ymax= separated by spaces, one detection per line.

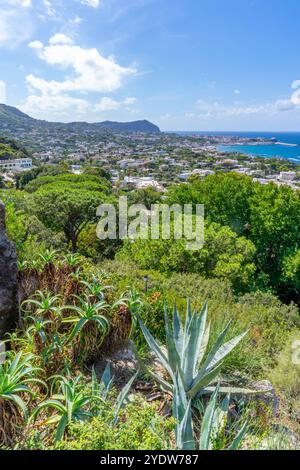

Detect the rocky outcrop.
xmin=0 ymin=200 xmax=18 ymax=338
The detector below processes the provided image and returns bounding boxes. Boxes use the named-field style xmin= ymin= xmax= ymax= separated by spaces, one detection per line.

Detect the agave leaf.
xmin=147 ymin=368 xmax=173 ymax=393
xmin=200 ymin=321 xmax=233 ymax=372
xmin=188 ymin=362 xmax=223 ymax=399
xmin=114 ymin=369 xmax=139 ymax=423
xmin=228 ymin=420 xmax=248 ymax=450
xmin=139 ymin=317 xmax=175 ymax=380
xmin=207 ymin=331 xmax=247 ymax=370
xmin=177 ymin=400 xmax=196 ymax=450
xmin=182 ymin=302 xmax=208 ymax=384
xmin=164 ymin=305 xmax=181 ymax=374
xmin=199 ymin=385 xmax=263 ymax=396
xmin=211 ymin=393 xmax=230 ymax=440
xmin=199 ymin=384 xmax=220 ymax=450
xmin=173 ymin=304 xmax=184 ymax=357
xmin=197 ymin=321 xmax=211 ymax=367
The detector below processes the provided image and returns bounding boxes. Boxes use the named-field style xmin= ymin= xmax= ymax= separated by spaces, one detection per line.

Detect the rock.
xmin=251 ymin=379 xmax=280 ymax=415
xmin=0 ymin=200 xmax=18 ymax=338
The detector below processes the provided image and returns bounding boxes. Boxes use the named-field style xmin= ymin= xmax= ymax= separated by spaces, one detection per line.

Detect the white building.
xmin=0 ymin=158 xmax=32 ymax=172
xmin=192 ymin=169 xmax=215 ymax=177
xmin=279 ymin=171 xmax=297 ymax=181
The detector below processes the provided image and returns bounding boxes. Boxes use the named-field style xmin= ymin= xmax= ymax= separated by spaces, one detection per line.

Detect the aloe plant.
xmin=139 ymin=300 xmax=247 ymax=398
xmin=121 ymin=289 xmax=144 ymax=338
xmin=31 ymin=375 xmax=104 ymax=442
xmin=61 ymin=294 xmax=109 ymax=343
xmin=0 ymin=352 xmax=46 ymax=446
xmin=22 ymin=291 xmax=62 ymax=320
xmin=81 ymin=277 xmax=112 ymax=301
xmin=38 ymin=249 xmax=58 ymax=265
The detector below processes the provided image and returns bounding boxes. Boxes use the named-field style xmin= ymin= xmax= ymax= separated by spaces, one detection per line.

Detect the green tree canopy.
xmin=32 ymin=187 xmax=110 ymax=251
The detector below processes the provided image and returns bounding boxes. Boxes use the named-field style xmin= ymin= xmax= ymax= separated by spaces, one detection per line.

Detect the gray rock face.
xmin=0 ymin=199 xmax=18 ymax=337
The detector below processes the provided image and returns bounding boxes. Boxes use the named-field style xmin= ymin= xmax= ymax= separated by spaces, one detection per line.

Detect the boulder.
xmin=0 ymin=200 xmax=18 ymax=338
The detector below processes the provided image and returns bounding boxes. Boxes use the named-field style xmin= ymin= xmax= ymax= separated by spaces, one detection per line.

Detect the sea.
xmin=174 ymin=131 xmax=300 ymax=163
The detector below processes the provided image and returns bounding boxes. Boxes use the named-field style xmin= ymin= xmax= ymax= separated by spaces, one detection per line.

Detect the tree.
xmin=167 ymin=173 xmax=254 ymax=235
xmin=32 ymin=188 xmax=108 ymax=252
xmin=117 ymin=222 xmax=256 ymax=293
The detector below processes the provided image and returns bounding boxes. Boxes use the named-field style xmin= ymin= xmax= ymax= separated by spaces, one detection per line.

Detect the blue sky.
xmin=1 ymin=0 xmax=300 ymax=131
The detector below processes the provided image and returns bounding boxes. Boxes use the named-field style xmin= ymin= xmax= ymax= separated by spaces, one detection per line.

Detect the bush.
xmin=56 ymin=397 xmax=174 ymax=450
xmin=268 ymin=330 xmax=300 ymax=397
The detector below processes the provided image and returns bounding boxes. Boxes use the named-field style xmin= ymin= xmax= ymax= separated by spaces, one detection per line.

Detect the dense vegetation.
xmin=0 ymin=137 xmax=29 ymax=161
xmin=1 ymin=168 xmax=300 ymax=450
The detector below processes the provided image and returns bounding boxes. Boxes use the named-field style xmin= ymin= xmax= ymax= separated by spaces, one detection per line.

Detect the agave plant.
xmin=174 ymin=381 xmax=248 ymax=450
xmin=22 ymin=291 xmax=62 ymax=321
xmin=30 ymin=375 xmax=104 ymax=442
xmin=198 ymin=385 xmax=248 ymax=450
xmin=139 ymin=300 xmax=247 ymax=398
xmin=0 ymin=352 xmax=45 ymax=446
xmin=61 ymin=294 xmax=109 ymax=343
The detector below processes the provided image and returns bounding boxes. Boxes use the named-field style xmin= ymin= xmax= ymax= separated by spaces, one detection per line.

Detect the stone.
xmin=0 ymin=199 xmax=18 ymax=338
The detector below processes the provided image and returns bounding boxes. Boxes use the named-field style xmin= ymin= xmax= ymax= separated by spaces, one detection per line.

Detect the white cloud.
xmin=0 ymin=9 xmax=33 ymax=48
xmin=49 ymin=33 xmax=74 ymax=45
xmin=234 ymin=89 xmax=240 ymax=95
xmin=22 ymin=36 xmax=137 ymax=119
xmin=194 ymin=81 xmax=300 ymax=120
xmin=0 ymin=81 xmax=6 ymax=103
xmin=80 ymin=0 xmax=100 ymax=7
xmin=6 ymin=0 xmax=32 ymax=7
xmin=27 ymin=37 xmax=136 ymax=94
xmin=20 ymin=93 xmax=90 ymax=118
xmin=95 ymin=96 xmax=137 ymax=111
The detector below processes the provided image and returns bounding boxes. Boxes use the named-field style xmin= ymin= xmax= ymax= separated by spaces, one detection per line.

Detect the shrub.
xmin=56 ymin=397 xmax=174 ymax=450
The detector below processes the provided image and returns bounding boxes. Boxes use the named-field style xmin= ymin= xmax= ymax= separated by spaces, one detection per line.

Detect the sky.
xmin=1 ymin=0 xmax=300 ymax=131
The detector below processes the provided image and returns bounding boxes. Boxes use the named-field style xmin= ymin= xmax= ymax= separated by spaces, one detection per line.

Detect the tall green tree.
xmin=32 ymin=188 xmax=108 ymax=251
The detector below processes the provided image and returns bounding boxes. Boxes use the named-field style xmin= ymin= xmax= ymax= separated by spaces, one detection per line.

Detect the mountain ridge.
xmin=0 ymin=103 xmax=160 ymax=133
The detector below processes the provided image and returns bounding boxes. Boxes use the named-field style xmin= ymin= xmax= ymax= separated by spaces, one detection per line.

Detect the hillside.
xmin=0 ymin=103 xmax=160 ymax=134
xmin=0 ymin=136 xmax=29 ymax=160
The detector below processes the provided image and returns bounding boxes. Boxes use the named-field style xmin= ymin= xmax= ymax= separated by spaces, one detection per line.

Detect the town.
xmin=1 ymin=128 xmax=300 ymax=191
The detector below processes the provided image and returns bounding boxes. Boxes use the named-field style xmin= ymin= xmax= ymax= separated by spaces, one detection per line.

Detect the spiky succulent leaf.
xmin=199 ymin=384 xmax=219 ymax=450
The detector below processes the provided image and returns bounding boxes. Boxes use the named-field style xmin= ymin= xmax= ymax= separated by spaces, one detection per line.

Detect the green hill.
xmin=0 ymin=136 xmax=29 ymax=160
xmin=0 ymin=103 xmax=160 ymax=134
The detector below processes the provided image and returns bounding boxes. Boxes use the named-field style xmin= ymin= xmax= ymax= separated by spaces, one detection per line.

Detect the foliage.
xmin=30 ymin=375 xmax=103 ymax=442
xmin=167 ymin=173 xmax=300 ymax=300
xmin=31 ymin=187 xmax=109 ymax=251
xmin=139 ymin=300 xmax=248 ymax=397
xmin=55 ymin=397 xmax=175 ymax=450
xmin=118 ymin=222 xmax=256 ymax=292
xmin=0 ymin=352 xmax=45 ymax=446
